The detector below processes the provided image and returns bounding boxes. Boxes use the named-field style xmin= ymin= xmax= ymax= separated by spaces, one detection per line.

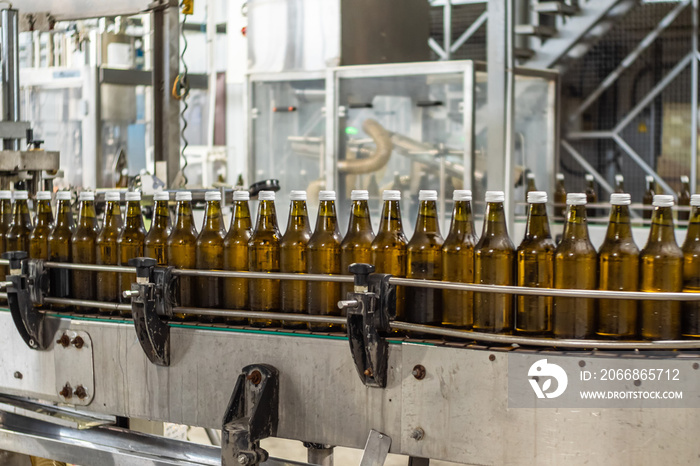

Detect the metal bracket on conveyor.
xmin=124 ymin=257 xmax=175 ymax=366
xmin=340 ymin=263 xmax=396 ymax=389
xmin=221 ymin=364 xmax=279 ymax=466
xmin=1 ymin=251 xmax=51 ymax=350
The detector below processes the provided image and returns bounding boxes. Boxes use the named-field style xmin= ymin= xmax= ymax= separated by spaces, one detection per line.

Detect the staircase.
xmin=516 ymin=0 xmax=638 ymax=70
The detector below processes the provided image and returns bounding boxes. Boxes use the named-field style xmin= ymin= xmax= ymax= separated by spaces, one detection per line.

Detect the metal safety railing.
xmin=3 ymin=259 xmax=700 ymax=350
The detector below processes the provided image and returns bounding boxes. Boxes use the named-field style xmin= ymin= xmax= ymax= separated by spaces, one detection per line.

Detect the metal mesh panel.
xmin=561 ymin=1 xmax=697 ymax=201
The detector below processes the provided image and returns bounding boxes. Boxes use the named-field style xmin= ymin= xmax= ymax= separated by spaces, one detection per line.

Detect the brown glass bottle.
xmin=597 ymin=193 xmax=639 ymax=339
xmin=96 ymin=191 xmax=123 ymax=310
xmin=0 ymin=191 xmax=11 ymax=276
xmin=552 ymin=193 xmax=598 ymax=338
xmin=682 ymin=195 xmax=700 ymax=337
xmin=474 ymin=191 xmax=515 ymax=333
xmin=167 ymin=191 xmax=198 ymax=321
xmin=249 ymin=190 xmax=281 ymax=327
xmin=584 ymin=174 xmax=597 ymax=218
xmin=118 ymin=192 xmax=146 ymax=315
xmin=643 ymin=176 xmax=655 ymax=220
xmin=49 ymin=191 xmax=73 ymax=309
xmin=516 ymin=191 xmax=555 ymax=335
xmin=223 ymin=190 xmax=252 ymax=324
xmin=280 ymin=191 xmax=311 ymax=329
xmin=406 ymin=190 xmax=444 ymax=327
xmin=640 ymin=195 xmax=683 ymax=340
xmin=196 ymin=191 xmax=226 ymax=323
xmin=29 ymin=191 xmax=53 ymax=261
xmin=71 ymin=191 xmax=98 ymax=313
xmin=442 ymin=190 xmax=477 ymax=328
xmin=6 ymin=190 xmax=33 ymax=254
xmin=553 ymin=173 xmax=567 ymax=220
xmin=370 ymin=190 xmax=408 ymax=319
xmin=553 ymin=193 xmax=597 ymax=339
xmin=340 ymin=190 xmax=375 ymax=299
xmin=678 ymin=175 xmax=692 ymax=222
xmin=144 ymin=191 xmax=171 ymax=265
xmin=525 ymin=172 xmax=537 ymax=194
xmin=307 ymin=191 xmax=342 ymax=332
xmin=614 ymin=174 xmax=625 ymax=193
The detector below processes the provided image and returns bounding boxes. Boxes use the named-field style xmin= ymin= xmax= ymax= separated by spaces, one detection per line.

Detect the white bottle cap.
xmin=691 ymin=194 xmax=700 ymax=207
xmin=527 ymin=191 xmax=547 ymax=204
xmin=681 ymin=175 xmax=690 ymax=183
xmin=175 ymin=191 xmax=192 ymax=201
xmin=290 ymin=190 xmax=307 ymax=201
xmin=556 ymin=173 xmax=564 ymax=181
xmin=233 ymin=190 xmax=250 ymax=201
xmin=566 ymin=193 xmax=587 ymax=205
xmin=610 ymin=193 xmax=631 ymax=205
xmin=154 ymin=191 xmax=170 ymax=201
xmin=319 ymin=190 xmax=336 ymax=201
xmin=453 ymin=190 xmax=472 ymax=201
xmin=653 ymin=194 xmax=674 ymax=207
xmin=351 ymin=190 xmax=369 ymax=201
xmin=79 ymin=191 xmax=94 ymax=201
xmin=615 ymin=174 xmax=624 ymax=183
xmin=205 ymin=191 xmax=221 ymax=202
xmin=419 ymin=190 xmax=438 ymax=201
xmin=526 ymin=172 xmax=535 ymax=180
xmin=126 ymin=192 xmax=142 ymax=201
xmin=0 ymin=190 xmax=10 ymax=200
xmin=13 ymin=190 xmax=28 ymax=200
xmin=56 ymin=191 xmax=72 ymax=201
xmin=585 ymin=174 xmax=594 ymax=182
xmin=36 ymin=191 xmax=52 ymax=201
xmin=258 ymin=190 xmax=275 ymax=201
xmin=105 ymin=191 xmax=120 ymax=202
xmin=485 ymin=191 xmax=505 ymax=203
xmin=382 ymin=190 xmax=401 ymax=201
xmin=646 ymin=175 xmax=654 ymax=183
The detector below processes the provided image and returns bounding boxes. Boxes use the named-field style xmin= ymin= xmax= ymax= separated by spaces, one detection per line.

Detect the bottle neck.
xmin=124 ymin=200 xmax=144 ymax=231
xmin=378 ymin=199 xmax=404 ymax=234
xmin=688 ymin=206 xmax=700 ymax=241
xmin=103 ymin=200 xmax=123 ymax=230
xmin=482 ymin=201 xmax=509 ymax=237
xmin=12 ymin=199 xmax=31 ymax=226
xmin=35 ymin=199 xmax=53 ymax=226
xmin=448 ymin=200 xmax=475 ymax=237
xmin=648 ymin=205 xmax=678 ymax=244
xmin=524 ymin=202 xmax=551 ymax=239
xmin=255 ymin=199 xmax=278 ymax=232
xmin=174 ymin=200 xmax=196 ymax=231
xmin=77 ymin=200 xmax=97 ymax=228
xmin=314 ymin=199 xmax=339 ymax=233
xmin=55 ymin=199 xmax=73 ymax=228
xmin=230 ymin=200 xmax=252 ymax=231
xmin=562 ymin=204 xmax=590 ymax=240
xmin=286 ymin=200 xmax=310 ymax=232
xmin=605 ymin=204 xmax=633 ymax=241
xmin=414 ymin=199 xmax=440 ymax=235
xmin=152 ymin=200 xmax=170 ymax=230
xmin=202 ymin=200 xmax=224 ymax=232
xmin=347 ymin=200 xmax=373 ymax=235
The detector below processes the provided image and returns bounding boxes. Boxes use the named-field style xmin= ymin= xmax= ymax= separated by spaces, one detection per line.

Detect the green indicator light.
xmin=345 ymin=126 xmax=358 ymax=135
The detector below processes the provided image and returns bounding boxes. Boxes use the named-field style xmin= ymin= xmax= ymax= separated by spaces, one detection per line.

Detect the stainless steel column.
xmin=1 ymin=8 xmax=20 ymax=151
xmin=151 ymin=1 xmax=181 ymax=188
xmin=486 ymin=0 xmax=515 ymax=228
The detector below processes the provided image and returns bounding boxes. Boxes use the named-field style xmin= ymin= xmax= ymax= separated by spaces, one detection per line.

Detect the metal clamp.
xmin=1 ymin=251 xmax=50 ymax=350
xmin=341 ymin=263 xmax=396 ymax=388
xmin=126 ymin=257 xmax=171 ymax=366
xmin=222 ymin=364 xmax=279 ymax=466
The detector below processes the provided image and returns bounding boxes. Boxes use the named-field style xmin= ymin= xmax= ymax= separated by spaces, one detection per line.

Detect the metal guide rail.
xmin=1 ymin=254 xmax=700 ymax=464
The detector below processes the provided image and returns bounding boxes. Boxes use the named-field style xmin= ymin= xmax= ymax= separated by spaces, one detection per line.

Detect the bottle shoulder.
xmin=475 ymin=233 xmax=515 ymax=252
xmin=308 ymin=230 xmax=342 ymax=249
xmin=516 ymin=237 xmax=556 ymax=253
xmin=407 ymin=232 xmax=444 ymax=251
xmin=224 ymin=228 xmax=253 ymax=246
xmin=641 ymin=241 xmax=684 ymax=259
xmin=280 ymin=230 xmax=311 ymax=247
xmin=599 ymin=238 xmax=639 ymax=256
